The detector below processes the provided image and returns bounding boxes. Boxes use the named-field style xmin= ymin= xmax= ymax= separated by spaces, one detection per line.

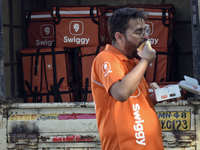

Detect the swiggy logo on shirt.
xmin=133 ymin=103 xmax=146 ymax=146
xmin=102 ymin=62 xmax=112 ymax=77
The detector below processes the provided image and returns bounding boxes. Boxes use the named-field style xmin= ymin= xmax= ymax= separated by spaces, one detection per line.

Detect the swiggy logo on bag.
xmin=41 ymin=24 xmax=54 ymax=38
xmin=69 ymin=21 xmax=84 ymax=35
xmin=63 ymin=21 xmax=90 ymax=45
xmin=36 ymin=24 xmax=55 ymax=46
xmin=145 ymin=21 xmax=153 ymax=35
xmin=145 ymin=21 xmax=159 ymax=45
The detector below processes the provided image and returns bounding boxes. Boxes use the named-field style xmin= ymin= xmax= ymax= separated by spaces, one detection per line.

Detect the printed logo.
xmin=145 ymin=21 xmax=159 ymax=45
xmin=69 ymin=21 xmax=84 ymax=35
xmin=161 ymin=95 xmax=168 ymax=99
xmin=40 ymin=24 xmax=54 ymax=38
xmin=148 ymin=62 xmax=154 ymax=68
xmin=46 ymin=64 xmax=52 ymax=70
xmin=102 ymin=62 xmax=112 ymax=77
xmin=145 ymin=21 xmax=153 ymax=35
xmin=133 ymin=104 xmax=146 ymax=146
xmin=193 ymin=85 xmax=198 ymax=89
xmin=130 ymin=88 xmax=140 ymax=98
xmin=37 ymin=114 xmax=59 ymax=121
xmin=9 ymin=114 xmax=37 ymax=121
xmin=63 ymin=36 xmax=89 ymax=45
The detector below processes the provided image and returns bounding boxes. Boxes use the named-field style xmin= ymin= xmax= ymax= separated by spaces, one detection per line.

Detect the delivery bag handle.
xmin=26 ymin=11 xmax=32 ymax=28
xmin=162 ymin=9 xmax=170 ymax=27
xmin=55 ymin=6 xmax=61 ymax=24
xmin=90 ymin=6 xmax=99 ymax=25
xmin=161 ymin=0 xmax=165 ymax=5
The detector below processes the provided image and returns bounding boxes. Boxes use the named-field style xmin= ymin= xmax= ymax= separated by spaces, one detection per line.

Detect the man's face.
xmin=123 ymin=18 xmax=148 ymax=59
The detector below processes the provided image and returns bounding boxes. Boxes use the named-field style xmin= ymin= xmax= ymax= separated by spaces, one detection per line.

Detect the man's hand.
xmin=138 ymin=42 xmax=156 ymax=64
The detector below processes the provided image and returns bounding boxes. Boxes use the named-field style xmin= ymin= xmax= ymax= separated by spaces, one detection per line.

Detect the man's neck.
xmin=112 ymin=43 xmax=126 ymax=57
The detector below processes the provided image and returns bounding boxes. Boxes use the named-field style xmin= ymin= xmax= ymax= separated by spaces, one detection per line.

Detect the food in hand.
xmin=137 ymin=41 xmax=152 ymax=52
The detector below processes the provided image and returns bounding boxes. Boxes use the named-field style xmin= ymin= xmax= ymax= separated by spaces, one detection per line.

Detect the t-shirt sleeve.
xmin=92 ymin=51 xmax=125 ymax=93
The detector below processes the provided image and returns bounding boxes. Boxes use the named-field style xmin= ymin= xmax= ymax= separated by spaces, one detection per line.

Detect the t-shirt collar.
xmin=105 ymin=44 xmax=129 ymax=61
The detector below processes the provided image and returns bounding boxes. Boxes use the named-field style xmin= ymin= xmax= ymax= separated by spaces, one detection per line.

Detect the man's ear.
xmin=114 ymin=32 xmax=124 ymax=44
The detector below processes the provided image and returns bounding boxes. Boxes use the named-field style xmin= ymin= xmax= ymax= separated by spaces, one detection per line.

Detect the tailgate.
xmin=2 ymin=100 xmax=199 ymax=150
xmin=5 ymin=102 xmax=101 ymax=150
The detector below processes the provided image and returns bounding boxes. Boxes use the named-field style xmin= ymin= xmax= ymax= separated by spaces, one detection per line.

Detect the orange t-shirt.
xmin=91 ymin=44 xmax=164 ymax=150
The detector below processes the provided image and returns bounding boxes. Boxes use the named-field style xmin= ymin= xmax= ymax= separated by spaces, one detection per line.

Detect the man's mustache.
xmin=138 ymin=39 xmax=148 ymax=48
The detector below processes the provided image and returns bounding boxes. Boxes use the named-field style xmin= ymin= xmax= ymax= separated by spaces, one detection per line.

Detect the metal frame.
xmin=8 ymin=0 xmax=15 ymax=97
xmin=191 ymin=0 xmax=200 ymax=83
xmin=0 ymin=0 xmax=198 ymax=103
xmin=0 ymin=0 xmax=5 ymax=102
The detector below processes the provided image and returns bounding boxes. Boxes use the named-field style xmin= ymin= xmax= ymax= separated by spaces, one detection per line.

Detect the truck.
xmin=0 ymin=0 xmax=200 ymax=149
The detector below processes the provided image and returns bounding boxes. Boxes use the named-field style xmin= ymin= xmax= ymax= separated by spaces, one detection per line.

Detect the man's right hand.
xmin=140 ymin=43 xmax=156 ymax=63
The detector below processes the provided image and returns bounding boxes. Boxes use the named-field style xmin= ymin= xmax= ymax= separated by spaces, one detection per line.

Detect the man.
xmin=91 ymin=7 xmax=164 ymax=150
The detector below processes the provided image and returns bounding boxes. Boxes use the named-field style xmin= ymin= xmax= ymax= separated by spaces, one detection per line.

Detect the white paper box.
xmin=179 ymin=75 xmax=200 ymax=95
xmin=155 ymin=84 xmax=181 ymax=102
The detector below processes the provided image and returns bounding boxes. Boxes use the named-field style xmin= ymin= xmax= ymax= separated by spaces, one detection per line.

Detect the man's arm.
xmin=110 ymin=44 xmax=156 ymax=102
xmin=110 ymin=58 xmax=148 ymax=102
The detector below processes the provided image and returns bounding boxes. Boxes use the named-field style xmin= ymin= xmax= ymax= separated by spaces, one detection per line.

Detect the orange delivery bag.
xmin=26 ymin=10 xmax=55 ymax=48
xmin=52 ymin=5 xmax=107 ymax=48
xmin=19 ymin=47 xmax=73 ymax=103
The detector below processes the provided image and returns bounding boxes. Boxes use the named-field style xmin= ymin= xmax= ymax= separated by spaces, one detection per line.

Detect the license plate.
xmin=157 ymin=111 xmax=191 ymax=131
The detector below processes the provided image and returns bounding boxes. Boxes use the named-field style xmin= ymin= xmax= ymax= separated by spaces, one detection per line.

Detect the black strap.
xmin=34 ymin=49 xmax=40 ymax=75
xmin=74 ymin=47 xmax=80 ymax=82
xmin=162 ymin=9 xmax=170 ymax=27
xmin=161 ymin=0 xmax=165 ymax=5
xmin=95 ymin=46 xmax=100 ymax=56
xmin=153 ymin=55 xmax=158 ymax=82
xmin=71 ymin=83 xmax=79 ymax=102
xmin=58 ymin=77 xmax=65 ymax=88
xmin=25 ymin=49 xmax=43 ymax=101
xmin=63 ymin=48 xmax=71 ymax=84
xmin=51 ymin=47 xmax=64 ymax=102
xmin=31 ymin=56 xmax=33 ymax=89
xmin=25 ymin=80 xmax=38 ymax=103
xmin=24 ymin=52 xmax=41 ymax=102
xmin=26 ymin=92 xmax=52 ymax=103
xmin=39 ymin=55 xmax=44 ymax=93
xmin=25 ymin=80 xmax=33 ymax=95
xmin=84 ymin=78 xmax=89 ymax=102
xmin=153 ymin=52 xmax=170 ymax=82
xmin=51 ymin=47 xmax=58 ymax=88
xmin=46 ymin=94 xmax=50 ymax=102
xmin=26 ymin=11 xmax=31 ymax=28
xmin=34 ymin=49 xmax=43 ymax=93
xmin=42 ymin=54 xmax=54 ymax=94
xmin=55 ymin=6 xmax=61 ymax=24
xmin=37 ymin=95 xmax=43 ymax=103
xmin=33 ymin=86 xmax=38 ymax=103
xmin=90 ymin=6 xmax=99 ymax=25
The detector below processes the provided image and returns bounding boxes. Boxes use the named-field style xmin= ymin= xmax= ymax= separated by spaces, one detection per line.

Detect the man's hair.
xmin=108 ymin=7 xmax=148 ymax=43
